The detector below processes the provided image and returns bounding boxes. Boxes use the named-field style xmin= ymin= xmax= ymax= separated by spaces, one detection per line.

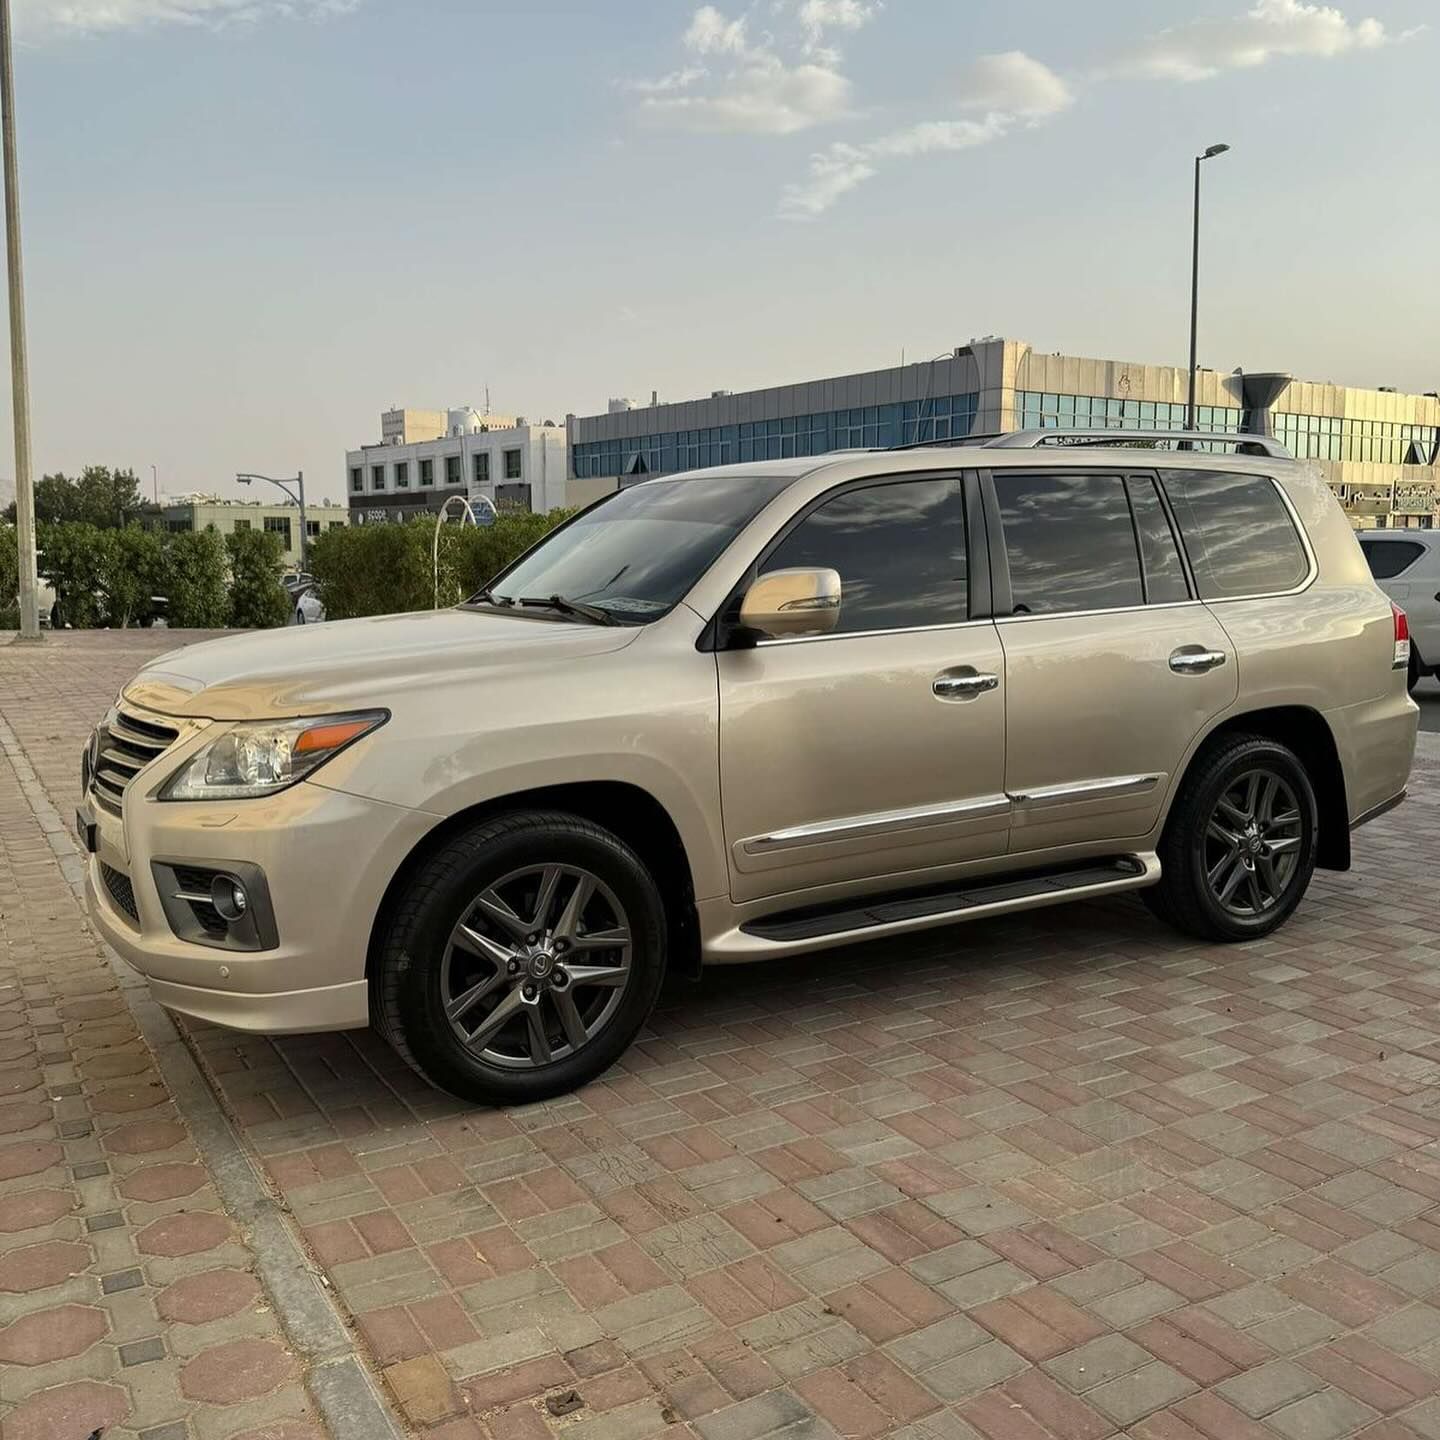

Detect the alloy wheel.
xmin=438 ymin=863 xmax=632 ymax=1069
xmin=1203 ymin=767 xmax=1303 ymax=918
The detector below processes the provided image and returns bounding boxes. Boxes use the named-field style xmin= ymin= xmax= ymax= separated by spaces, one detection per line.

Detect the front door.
xmin=718 ymin=474 xmax=1009 ymax=906
xmin=989 ymin=468 xmax=1238 ymax=855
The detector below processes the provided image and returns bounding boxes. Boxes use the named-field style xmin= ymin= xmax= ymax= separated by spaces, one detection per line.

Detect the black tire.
xmin=1146 ymin=735 xmax=1318 ymax=944
xmin=1408 ymin=651 xmax=1420 ymax=694
xmin=375 ymin=811 xmax=666 ymax=1104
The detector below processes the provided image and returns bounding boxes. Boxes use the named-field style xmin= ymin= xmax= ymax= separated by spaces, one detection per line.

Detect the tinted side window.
xmin=997 ymin=473 xmax=1143 ymax=615
xmin=1127 ymin=477 xmax=1190 ymax=604
xmin=1161 ymin=471 xmax=1308 ymax=598
xmin=761 ymin=478 xmax=966 ymax=634
xmin=1361 ymin=540 xmax=1424 ymax=580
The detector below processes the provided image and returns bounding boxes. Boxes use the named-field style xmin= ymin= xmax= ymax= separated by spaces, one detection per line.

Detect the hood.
xmin=124 ymin=608 xmax=640 ymax=720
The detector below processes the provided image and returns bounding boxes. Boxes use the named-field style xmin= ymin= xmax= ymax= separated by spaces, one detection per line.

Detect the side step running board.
xmin=708 ymin=853 xmax=1160 ymax=963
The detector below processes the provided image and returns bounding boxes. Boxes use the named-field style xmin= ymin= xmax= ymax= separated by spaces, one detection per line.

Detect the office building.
xmin=154 ymin=496 xmax=350 ymax=568
xmin=568 ymin=337 xmax=1440 ymax=526
xmin=347 ymin=407 xmax=567 ymax=523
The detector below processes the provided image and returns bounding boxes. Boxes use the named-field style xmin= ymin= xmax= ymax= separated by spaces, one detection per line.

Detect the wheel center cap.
xmin=528 ymin=950 xmax=555 ymax=980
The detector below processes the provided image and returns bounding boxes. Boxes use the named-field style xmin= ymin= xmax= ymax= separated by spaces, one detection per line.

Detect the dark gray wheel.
xmin=1147 ymin=734 xmax=1317 ymax=943
xmin=376 ymin=812 xmax=666 ymax=1103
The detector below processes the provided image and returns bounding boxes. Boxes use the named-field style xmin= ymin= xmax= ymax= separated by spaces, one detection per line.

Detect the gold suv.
xmin=79 ymin=431 xmax=1417 ymax=1103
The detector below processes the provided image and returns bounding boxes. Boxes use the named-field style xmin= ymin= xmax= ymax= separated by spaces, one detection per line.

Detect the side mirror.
xmin=738 ymin=567 xmax=842 ymax=640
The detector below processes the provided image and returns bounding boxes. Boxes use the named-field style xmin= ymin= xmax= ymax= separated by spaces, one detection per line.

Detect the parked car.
xmin=290 ymin=584 xmax=325 ymax=625
xmin=78 ymin=430 xmax=1416 ymax=1103
xmin=1356 ymin=529 xmax=1440 ymax=691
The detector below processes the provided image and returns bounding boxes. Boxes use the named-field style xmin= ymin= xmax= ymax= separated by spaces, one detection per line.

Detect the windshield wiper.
xmin=467 ymin=589 xmax=515 ymax=608
xmin=516 ymin=594 xmax=620 ymax=627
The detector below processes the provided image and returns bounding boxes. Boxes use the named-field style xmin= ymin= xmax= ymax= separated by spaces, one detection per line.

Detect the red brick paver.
xmin=8 ymin=628 xmax=1440 ymax=1440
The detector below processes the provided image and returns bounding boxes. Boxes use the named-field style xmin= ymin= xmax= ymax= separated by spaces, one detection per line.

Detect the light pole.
xmin=1187 ymin=142 xmax=1230 ymax=433
xmin=1 ymin=0 xmax=39 ymax=641
xmin=236 ymin=471 xmax=308 ymax=570
xmin=151 ymin=464 xmax=158 ymax=504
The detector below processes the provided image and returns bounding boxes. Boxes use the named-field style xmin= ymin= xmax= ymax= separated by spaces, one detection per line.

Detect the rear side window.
xmin=761 ymin=477 xmax=967 ymax=634
xmin=1161 ymin=471 xmax=1309 ymax=598
xmin=1361 ymin=540 xmax=1424 ymax=580
xmin=1127 ymin=477 xmax=1190 ymax=604
xmin=997 ymin=472 xmax=1143 ymax=615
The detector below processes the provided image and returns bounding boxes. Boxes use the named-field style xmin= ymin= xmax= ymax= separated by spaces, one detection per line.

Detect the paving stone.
xmin=1216 ymin=1358 xmax=1325 ymax=1417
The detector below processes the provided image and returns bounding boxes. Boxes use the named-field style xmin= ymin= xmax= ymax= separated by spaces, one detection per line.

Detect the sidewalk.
xmin=8 ymin=631 xmax=1440 ymax=1440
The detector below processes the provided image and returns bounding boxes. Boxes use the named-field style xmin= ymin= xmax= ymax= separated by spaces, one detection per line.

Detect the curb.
xmin=0 ymin=714 xmax=406 ymax=1440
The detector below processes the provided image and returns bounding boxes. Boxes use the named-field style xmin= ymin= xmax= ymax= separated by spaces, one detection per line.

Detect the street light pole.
xmin=1 ymin=0 xmax=39 ymax=641
xmin=1187 ymin=142 xmax=1231 ymax=433
xmin=236 ymin=471 xmax=308 ymax=570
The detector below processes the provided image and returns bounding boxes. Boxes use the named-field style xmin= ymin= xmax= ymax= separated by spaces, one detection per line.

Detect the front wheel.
xmin=375 ymin=812 xmax=666 ymax=1103
xmin=1147 ymin=735 xmax=1317 ymax=943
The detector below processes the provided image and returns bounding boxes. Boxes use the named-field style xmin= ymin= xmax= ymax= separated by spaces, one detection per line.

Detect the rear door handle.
xmin=933 ymin=670 xmax=999 ymax=700
xmin=1169 ymin=647 xmax=1227 ymax=675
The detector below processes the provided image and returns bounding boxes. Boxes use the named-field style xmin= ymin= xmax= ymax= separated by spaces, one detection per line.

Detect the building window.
xmin=504 ymin=448 xmax=522 ymax=480
xmin=329 ymin=520 xmax=345 ymax=530
xmin=372 ymin=465 xmax=386 ymax=492
xmin=474 ymin=452 xmax=491 ymax=486
xmin=264 ymin=516 xmax=292 ymax=549
xmin=306 ymin=520 xmax=321 ymax=538
xmin=233 ymin=518 xmax=252 ymax=532
xmin=350 ymin=467 xmax=362 ymax=493
xmin=396 ymin=462 xmax=409 ymax=489
xmin=165 ymin=518 xmax=191 ymax=534
xmin=420 ymin=458 xmax=434 ymax=486
xmin=1014 ymin=391 xmax=1241 ymax=442
xmin=446 ymin=455 xmax=462 ymax=485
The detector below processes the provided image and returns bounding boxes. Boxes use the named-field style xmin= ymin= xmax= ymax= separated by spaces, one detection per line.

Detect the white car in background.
xmin=291 ymin=583 xmax=325 ymax=625
xmin=1358 ymin=530 xmax=1440 ymax=691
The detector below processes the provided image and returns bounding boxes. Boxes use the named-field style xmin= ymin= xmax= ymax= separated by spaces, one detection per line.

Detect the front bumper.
xmin=82 ymin=774 xmax=435 ymax=1036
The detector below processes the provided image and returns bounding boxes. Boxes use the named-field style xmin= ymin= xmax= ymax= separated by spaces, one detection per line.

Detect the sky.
xmin=2 ymin=0 xmax=1435 ymax=504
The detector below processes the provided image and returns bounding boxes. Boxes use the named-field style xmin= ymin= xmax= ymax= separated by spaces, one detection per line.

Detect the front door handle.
xmin=933 ymin=670 xmax=999 ymax=700
xmin=1169 ymin=647 xmax=1228 ymax=675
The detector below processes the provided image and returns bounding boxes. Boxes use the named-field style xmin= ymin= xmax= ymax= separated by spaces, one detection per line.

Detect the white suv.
xmin=1358 ymin=531 xmax=1440 ymax=691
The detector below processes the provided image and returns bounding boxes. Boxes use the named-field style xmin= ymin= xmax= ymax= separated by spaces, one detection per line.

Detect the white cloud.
xmin=683 ymin=4 xmax=748 ymax=56
xmin=1112 ymin=0 xmax=1387 ymax=81
xmin=637 ymin=3 xmax=855 ymax=134
xmin=798 ymin=0 xmax=878 ymax=49
xmin=781 ymin=113 xmax=1007 ymax=218
xmin=958 ymin=51 xmax=1073 ymax=118
xmin=17 ymin=0 xmax=358 ymax=37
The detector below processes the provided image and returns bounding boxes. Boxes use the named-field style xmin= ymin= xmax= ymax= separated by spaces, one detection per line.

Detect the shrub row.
xmin=1 ymin=521 xmax=292 ymax=630
xmin=306 ymin=509 xmax=572 ymax=621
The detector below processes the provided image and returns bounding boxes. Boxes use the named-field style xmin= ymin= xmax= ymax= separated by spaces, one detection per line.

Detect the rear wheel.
xmin=376 ymin=812 xmax=666 ymax=1103
xmin=1408 ymin=651 xmax=1421 ymax=694
xmin=1147 ymin=735 xmax=1317 ymax=943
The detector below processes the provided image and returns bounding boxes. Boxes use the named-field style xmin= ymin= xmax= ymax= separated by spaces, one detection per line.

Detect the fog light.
xmin=212 ymin=875 xmax=249 ymax=923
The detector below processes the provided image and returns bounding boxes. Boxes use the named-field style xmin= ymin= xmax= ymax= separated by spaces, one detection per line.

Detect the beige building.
xmin=569 ymin=336 xmax=1440 ymax=527
xmin=154 ymin=496 xmax=350 ymax=568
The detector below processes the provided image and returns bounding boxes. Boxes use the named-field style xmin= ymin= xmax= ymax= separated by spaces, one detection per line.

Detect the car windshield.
xmin=475 ymin=472 xmax=794 ymax=621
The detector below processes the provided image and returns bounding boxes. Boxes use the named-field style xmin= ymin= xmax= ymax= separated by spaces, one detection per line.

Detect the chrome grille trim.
xmin=90 ymin=704 xmax=182 ymax=816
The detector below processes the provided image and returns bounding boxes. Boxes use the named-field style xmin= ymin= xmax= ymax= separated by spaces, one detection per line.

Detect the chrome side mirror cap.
xmin=738 ymin=567 xmax=842 ymax=640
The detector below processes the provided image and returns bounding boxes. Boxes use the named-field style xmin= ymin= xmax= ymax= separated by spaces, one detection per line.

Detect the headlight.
xmin=159 ymin=711 xmax=387 ymax=801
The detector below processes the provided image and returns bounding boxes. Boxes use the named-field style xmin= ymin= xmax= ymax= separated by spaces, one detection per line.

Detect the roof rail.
xmin=984 ymin=428 xmax=1293 ymax=460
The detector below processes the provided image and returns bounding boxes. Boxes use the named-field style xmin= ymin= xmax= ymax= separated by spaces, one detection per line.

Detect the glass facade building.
xmin=573 ymin=394 xmax=980 ymax=481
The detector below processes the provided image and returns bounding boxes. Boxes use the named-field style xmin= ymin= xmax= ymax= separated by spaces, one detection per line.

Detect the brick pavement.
xmin=6 ymin=630 xmax=1440 ymax=1440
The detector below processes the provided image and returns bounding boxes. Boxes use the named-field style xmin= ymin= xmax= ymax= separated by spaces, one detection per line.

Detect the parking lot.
xmin=6 ymin=630 xmax=1440 ymax=1440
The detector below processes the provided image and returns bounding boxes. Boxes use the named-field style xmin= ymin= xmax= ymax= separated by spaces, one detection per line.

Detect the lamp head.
xmin=1202 ymin=143 xmax=1231 ymax=159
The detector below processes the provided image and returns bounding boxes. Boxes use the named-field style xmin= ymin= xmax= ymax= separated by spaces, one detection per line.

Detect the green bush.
xmin=162 ymin=529 xmax=230 ymax=628
xmin=106 ymin=526 xmax=165 ymax=629
xmin=38 ymin=521 xmax=111 ymax=628
xmin=310 ymin=510 xmax=572 ymax=621
xmin=226 ymin=528 xmax=290 ymax=629
xmin=0 ymin=522 xmax=18 ymax=629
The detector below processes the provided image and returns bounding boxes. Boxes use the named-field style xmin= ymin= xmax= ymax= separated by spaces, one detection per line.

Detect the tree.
xmin=37 ymin=522 xmax=111 ymax=628
xmin=227 ymin=529 xmax=290 ymax=629
xmin=162 ymin=529 xmax=229 ymax=628
xmin=0 ymin=522 xmax=18 ymax=629
xmin=106 ymin=526 xmax=165 ymax=629
xmin=3 ymin=467 xmax=144 ymax=529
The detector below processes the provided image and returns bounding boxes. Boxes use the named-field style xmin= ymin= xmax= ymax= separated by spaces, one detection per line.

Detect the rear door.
xmin=717 ymin=472 xmax=1009 ymax=905
xmin=988 ymin=467 xmax=1238 ymax=855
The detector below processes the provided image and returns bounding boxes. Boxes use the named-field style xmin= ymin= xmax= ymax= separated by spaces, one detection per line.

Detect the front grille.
xmin=90 ymin=705 xmax=181 ymax=816
xmin=100 ymin=863 xmax=140 ymax=927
